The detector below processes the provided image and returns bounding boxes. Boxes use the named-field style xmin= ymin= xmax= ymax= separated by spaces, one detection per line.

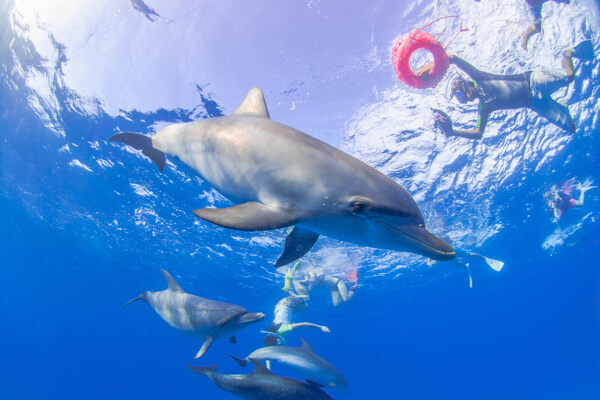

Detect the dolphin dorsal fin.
xmin=231 ymin=87 xmax=270 ymax=118
xmin=298 ymin=338 xmax=316 ymax=354
xmin=249 ymin=358 xmax=274 ymax=375
xmin=161 ymin=269 xmax=184 ymax=293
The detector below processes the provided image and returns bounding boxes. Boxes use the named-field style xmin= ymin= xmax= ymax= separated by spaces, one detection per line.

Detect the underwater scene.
xmin=1 ymin=0 xmax=599 ymax=399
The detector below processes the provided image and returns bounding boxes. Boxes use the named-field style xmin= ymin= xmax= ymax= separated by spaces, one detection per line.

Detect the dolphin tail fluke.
xmin=109 ymin=132 xmax=166 ymax=172
xmin=274 ymin=227 xmax=320 ymax=268
xmin=483 ymin=257 xmax=504 ymax=272
xmin=122 ymin=295 xmax=144 ymax=308
xmin=195 ymin=337 xmax=215 ymax=359
xmin=227 ymin=354 xmax=249 ymax=367
xmin=186 ymin=364 xmax=218 ymax=376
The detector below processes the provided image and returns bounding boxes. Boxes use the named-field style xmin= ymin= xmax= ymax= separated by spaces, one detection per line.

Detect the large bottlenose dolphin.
xmin=229 ymin=338 xmax=348 ymax=392
xmin=110 ymin=87 xmax=455 ymax=266
xmin=123 ymin=269 xmax=264 ymax=358
xmin=187 ymin=359 xmax=333 ymax=400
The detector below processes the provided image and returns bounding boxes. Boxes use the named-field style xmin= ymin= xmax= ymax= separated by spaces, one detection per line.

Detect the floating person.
xmin=427 ymin=247 xmax=504 ymax=288
xmin=229 ymin=338 xmax=348 ymax=392
xmin=263 ymin=291 xmax=330 ymax=347
xmin=430 ymin=40 xmax=594 ymax=139
xmin=285 ymin=260 xmax=357 ymax=307
xmin=544 ymin=178 xmax=595 ymax=222
xmin=110 ymin=87 xmax=455 ymax=267
xmin=187 ymin=359 xmax=334 ymax=400
xmin=123 ymin=269 xmax=264 ymax=359
xmin=521 ymin=0 xmax=571 ymax=51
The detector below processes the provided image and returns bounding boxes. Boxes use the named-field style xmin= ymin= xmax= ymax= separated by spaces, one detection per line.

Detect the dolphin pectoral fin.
xmin=231 ymin=87 xmax=270 ymax=118
xmin=274 ymin=227 xmax=320 ymax=268
xmin=193 ymin=202 xmax=296 ymax=231
xmin=227 ymin=353 xmax=249 ymax=367
xmin=110 ymin=132 xmax=166 ymax=172
xmin=195 ymin=337 xmax=215 ymax=359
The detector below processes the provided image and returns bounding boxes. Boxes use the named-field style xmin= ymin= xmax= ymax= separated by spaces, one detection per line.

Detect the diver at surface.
xmin=544 ymin=178 xmax=595 ymax=222
xmin=521 ymin=0 xmax=571 ymax=51
xmin=429 ymin=40 xmax=594 ymax=140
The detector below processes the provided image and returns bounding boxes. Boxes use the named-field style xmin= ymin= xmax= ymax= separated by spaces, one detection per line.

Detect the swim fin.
xmin=484 ymin=257 xmax=504 ymax=272
xmin=570 ymin=40 xmax=594 ymax=61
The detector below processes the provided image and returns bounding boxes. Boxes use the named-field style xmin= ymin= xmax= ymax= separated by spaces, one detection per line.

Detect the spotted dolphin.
xmin=123 ymin=269 xmax=264 ymax=358
xmin=110 ymin=87 xmax=455 ymax=266
xmin=229 ymin=338 xmax=348 ymax=392
xmin=187 ymin=359 xmax=333 ymax=400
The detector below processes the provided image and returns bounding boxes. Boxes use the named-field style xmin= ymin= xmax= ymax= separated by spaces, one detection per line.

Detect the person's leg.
xmin=521 ymin=4 xmax=543 ymax=50
xmin=562 ymin=49 xmax=575 ymax=82
xmin=530 ymin=69 xmax=575 ymax=132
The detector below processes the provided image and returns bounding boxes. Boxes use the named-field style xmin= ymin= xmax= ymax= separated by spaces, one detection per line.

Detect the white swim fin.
xmin=484 ymin=257 xmax=504 ymax=272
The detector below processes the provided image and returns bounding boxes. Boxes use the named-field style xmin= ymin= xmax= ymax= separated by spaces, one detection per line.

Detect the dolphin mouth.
xmin=394 ymin=224 xmax=455 ymax=261
xmin=240 ymin=312 xmax=265 ymax=324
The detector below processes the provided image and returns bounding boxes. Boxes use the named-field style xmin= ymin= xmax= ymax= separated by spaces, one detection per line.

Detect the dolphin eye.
xmin=353 ymin=203 xmax=364 ymax=214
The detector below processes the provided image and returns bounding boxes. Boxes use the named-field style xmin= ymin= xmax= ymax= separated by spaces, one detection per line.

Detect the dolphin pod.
xmin=110 ymin=87 xmax=455 ymax=267
xmin=187 ymin=359 xmax=334 ymax=400
xmin=229 ymin=338 xmax=348 ymax=392
xmin=123 ymin=269 xmax=264 ymax=358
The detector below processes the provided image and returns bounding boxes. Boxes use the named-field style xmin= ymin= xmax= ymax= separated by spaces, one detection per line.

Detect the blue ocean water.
xmin=1 ymin=1 xmax=599 ymax=399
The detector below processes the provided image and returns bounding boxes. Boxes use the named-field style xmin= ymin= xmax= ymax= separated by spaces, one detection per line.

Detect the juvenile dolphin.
xmin=110 ymin=87 xmax=455 ymax=266
xmin=229 ymin=338 xmax=348 ymax=392
xmin=123 ymin=269 xmax=264 ymax=358
xmin=187 ymin=359 xmax=333 ymax=400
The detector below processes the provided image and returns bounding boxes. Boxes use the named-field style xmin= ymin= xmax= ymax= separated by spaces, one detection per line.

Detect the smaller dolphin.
xmin=123 ymin=269 xmax=264 ymax=358
xmin=229 ymin=338 xmax=347 ymax=392
xmin=187 ymin=359 xmax=333 ymax=400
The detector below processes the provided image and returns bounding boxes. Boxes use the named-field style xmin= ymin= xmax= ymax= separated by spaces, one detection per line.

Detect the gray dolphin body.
xmin=124 ymin=269 xmax=264 ymax=358
xmin=187 ymin=359 xmax=333 ymax=400
xmin=110 ymin=87 xmax=455 ymax=266
xmin=229 ymin=338 xmax=347 ymax=392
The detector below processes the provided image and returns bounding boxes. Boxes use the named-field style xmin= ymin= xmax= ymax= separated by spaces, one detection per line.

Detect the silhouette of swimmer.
xmin=544 ymin=178 xmax=595 ymax=222
xmin=427 ymin=40 xmax=594 ymax=139
xmin=286 ymin=261 xmax=358 ymax=307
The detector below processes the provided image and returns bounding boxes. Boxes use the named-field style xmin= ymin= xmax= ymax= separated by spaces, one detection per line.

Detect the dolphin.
xmin=229 ymin=338 xmax=348 ymax=392
xmin=110 ymin=87 xmax=455 ymax=266
xmin=187 ymin=359 xmax=333 ymax=400
xmin=123 ymin=269 xmax=264 ymax=358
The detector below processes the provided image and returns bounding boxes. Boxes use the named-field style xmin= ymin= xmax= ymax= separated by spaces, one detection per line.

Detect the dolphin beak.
xmin=398 ymin=225 xmax=455 ymax=261
xmin=240 ymin=312 xmax=265 ymax=324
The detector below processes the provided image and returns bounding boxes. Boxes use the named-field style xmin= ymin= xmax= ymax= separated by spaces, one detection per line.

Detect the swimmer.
xmin=430 ymin=40 xmax=594 ymax=139
xmin=289 ymin=262 xmax=357 ymax=307
xmin=545 ymin=178 xmax=595 ymax=222
xmin=428 ymin=247 xmax=503 ymax=288
xmin=521 ymin=0 xmax=571 ymax=51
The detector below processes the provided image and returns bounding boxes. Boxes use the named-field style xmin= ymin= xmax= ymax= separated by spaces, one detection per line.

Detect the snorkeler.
xmin=428 ymin=247 xmax=504 ymax=288
xmin=545 ymin=178 xmax=595 ymax=222
xmin=286 ymin=261 xmax=357 ymax=307
xmin=430 ymin=40 xmax=594 ymax=140
xmin=521 ymin=0 xmax=571 ymax=51
xmin=264 ymin=262 xmax=331 ymax=347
